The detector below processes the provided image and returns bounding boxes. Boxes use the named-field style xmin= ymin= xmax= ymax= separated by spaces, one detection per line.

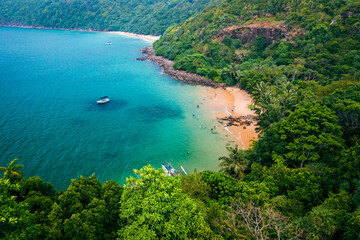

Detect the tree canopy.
xmin=0 ymin=0 xmax=220 ymax=35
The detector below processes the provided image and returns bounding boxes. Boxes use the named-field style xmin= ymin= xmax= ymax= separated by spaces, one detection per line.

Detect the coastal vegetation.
xmin=153 ymin=0 xmax=359 ymax=85
xmin=1 ymin=0 xmax=360 ymax=239
xmin=2 ymin=129 xmax=360 ymax=239
xmin=0 ymin=0 xmax=219 ymax=35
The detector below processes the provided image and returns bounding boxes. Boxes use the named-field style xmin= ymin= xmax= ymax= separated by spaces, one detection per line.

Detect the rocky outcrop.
xmin=217 ymin=115 xmax=260 ymax=127
xmin=141 ymin=47 xmax=225 ymax=88
xmin=215 ymin=21 xmax=295 ymax=45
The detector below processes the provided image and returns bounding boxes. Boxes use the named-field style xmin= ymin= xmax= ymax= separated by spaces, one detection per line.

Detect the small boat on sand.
xmin=97 ymin=96 xmax=110 ymax=104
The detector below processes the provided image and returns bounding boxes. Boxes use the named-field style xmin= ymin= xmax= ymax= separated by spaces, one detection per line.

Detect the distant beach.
xmin=107 ymin=31 xmax=160 ymax=43
xmin=0 ymin=24 xmax=160 ymax=43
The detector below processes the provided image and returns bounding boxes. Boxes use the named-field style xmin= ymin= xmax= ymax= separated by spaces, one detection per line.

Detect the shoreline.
xmin=0 ymin=23 xmax=159 ymax=43
xmin=1 ymin=24 xmax=258 ymax=148
xmin=141 ymin=46 xmax=259 ymax=149
xmin=107 ymin=31 xmax=160 ymax=43
xmin=201 ymin=87 xmax=259 ymax=149
xmin=141 ymin=47 xmax=225 ymax=88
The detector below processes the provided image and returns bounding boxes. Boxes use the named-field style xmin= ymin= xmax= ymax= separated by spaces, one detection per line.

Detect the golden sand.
xmin=201 ymin=87 xmax=258 ymax=149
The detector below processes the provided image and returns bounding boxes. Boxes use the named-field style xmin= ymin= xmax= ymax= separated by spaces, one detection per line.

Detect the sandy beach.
xmin=107 ymin=31 xmax=160 ymax=43
xmin=201 ymin=87 xmax=258 ymax=149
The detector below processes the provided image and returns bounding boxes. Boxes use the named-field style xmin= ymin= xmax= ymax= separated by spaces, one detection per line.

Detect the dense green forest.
xmin=0 ymin=0 xmax=219 ymax=35
xmin=154 ymin=0 xmax=360 ymax=85
xmin=152 ymin=0 xmax=360 ymax=238
xmin=1 ymin=0 xmax=360 ymax=239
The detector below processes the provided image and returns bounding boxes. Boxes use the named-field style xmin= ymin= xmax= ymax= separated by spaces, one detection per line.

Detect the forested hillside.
xmin=0 ymin=0 xmax=219 ymax=35
xmin=154 ymin=0 xmax=360 ymax=85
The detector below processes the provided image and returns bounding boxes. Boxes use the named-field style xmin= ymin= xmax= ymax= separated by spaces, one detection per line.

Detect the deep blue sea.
xmin=0 ymin=27 xmax=230 ymax=189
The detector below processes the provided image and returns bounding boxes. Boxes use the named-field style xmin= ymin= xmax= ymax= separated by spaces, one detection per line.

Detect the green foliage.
xmin=301 ymin=207 xmax=338 ymax=239
xmin=253 ymin=36 xmax=267 ymax=52
xmin=344 ymin=208 xmax=360 ymax=240
xmin=262 ymin=162 xmax=324 ymax=211
xmin=53 ymin=175 xmax=122 ymax=240
xmin=0 ymin=178 xmax=44 ymax=239
xmin=218 ymin=145 xmax=250 ymax=179
xmin=154 ymin=0 xmax=360 ymax=91
xmin=0 ymin=0 xmax=220 ymax=35
xmin=0 ymin=158 xmax=124 ymax=240
xmin=173 ymin=53 xmax=210 ymax=73
xmin=200 ymin=170 xmax=242 ymax=205
xmin=322 ymin=84 xmax=360 ymax=146
xmin=119 ymin=165 xmax=215 ymax=239
xmin=338 ymin=144 xmax=360 ymax=189
xmin=255 ymin=103 xmax=343 ymax=168
xmin=180 ymin=172 xmax=211 ymax=202
xmin=0 ymin=158 xmax=24 ymax=183
xmin=200 ymin=170 xmax=271 ymax=206
xmin=250 ymin=80 xmax=305 ymax=129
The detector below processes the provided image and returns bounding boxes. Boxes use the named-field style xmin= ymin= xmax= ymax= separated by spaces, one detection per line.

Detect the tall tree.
xmin=118 ymin=165 xmax=215 ymax=239
xmin=0 ymin=158 xmax=24 ymax=183
xmin=219 ymin=145 xmax=249 ymax=179
xmin=256 ymin=103 xmax=344 ymax=168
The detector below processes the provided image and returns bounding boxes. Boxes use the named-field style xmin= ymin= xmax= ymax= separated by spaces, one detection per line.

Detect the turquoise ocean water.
xmin=0 ymin=27 xmax=230 ymax=189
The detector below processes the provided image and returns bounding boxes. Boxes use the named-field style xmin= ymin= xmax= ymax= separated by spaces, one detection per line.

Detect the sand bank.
xmin=0 ymin=24 xmax=160 ymax=43
xmin=201 ymin=87 xmax=258 ymax=149
xmin=107 ymin=31 xmax=160 ymax=43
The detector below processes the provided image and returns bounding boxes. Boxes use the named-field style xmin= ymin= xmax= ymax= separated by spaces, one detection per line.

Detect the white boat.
xmin=97 ymin=96 xmax=110 ymax=104
xmin=105 ymin=42 xmax=112 ymax=45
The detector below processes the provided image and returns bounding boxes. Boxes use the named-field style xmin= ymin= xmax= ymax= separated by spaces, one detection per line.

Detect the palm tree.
xmin=228 ymin=63 xmax=240 ymax=85
xmin=228 ymin=63 xmax=240 ymax=78
xmin=219 ymin=146 xmax=249 ymax=179
xmin=0 ymin=158 xmax=24 ymax=182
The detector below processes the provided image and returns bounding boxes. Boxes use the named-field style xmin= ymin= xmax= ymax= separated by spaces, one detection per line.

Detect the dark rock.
xmin=141 ymin=46 xmax=224 ymax=88
xmin=217 ymin=115 xmax=259 ymax=127
xmin=214 ymin=21 xmax=302 ymax=45
xmin=136 ymin=57 xmax=147 ymax=61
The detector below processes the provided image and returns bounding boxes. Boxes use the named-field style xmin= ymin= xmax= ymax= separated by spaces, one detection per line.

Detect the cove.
xmin=0 ymin=27 xmax=231 ymax=189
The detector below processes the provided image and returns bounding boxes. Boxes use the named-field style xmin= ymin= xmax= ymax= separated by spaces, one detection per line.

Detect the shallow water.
xmin=0 ymin=27 xmax=231 ymax=189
